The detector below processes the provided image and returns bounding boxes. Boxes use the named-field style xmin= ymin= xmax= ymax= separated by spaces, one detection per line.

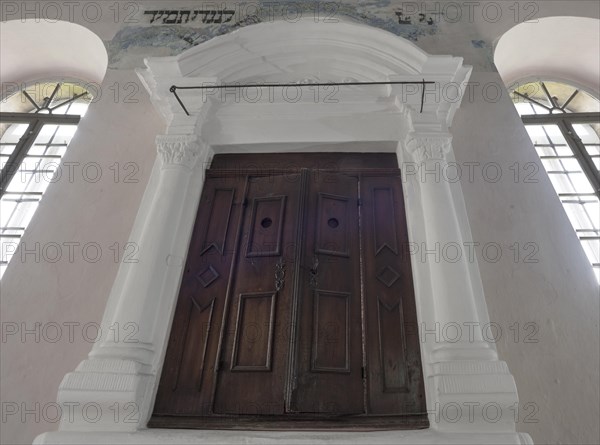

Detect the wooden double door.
xmin=151 ymin=154 xmax=427 ymax=429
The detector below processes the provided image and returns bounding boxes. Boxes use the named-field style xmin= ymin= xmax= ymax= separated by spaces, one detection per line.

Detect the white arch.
xmin=494 ymin=16 xmax=600 ymax=94
xmin=0 ymin=19 xmax=108 ymax=88
xmin=139 ymin=18 xmax=470 ymax=130
xmin=176 ymin=19 xmax=429 ymax=81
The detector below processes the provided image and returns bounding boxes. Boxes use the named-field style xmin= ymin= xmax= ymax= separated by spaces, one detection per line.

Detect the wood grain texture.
xmin=151 ymin=154 xmax=427 ymax=428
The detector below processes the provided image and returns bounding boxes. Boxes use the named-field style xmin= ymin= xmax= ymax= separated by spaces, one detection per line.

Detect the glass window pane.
xmin=552 ymin=145 xmax=574 ymax=156
xmin=569 ymin=173 xmax=594 ymax=193
xmin=8 ymin=173 xmax=47 ymax=194
xmin=543 ymin=125 xmax=568 ymax=145
xmin=580 ymin=239 xmax=600 ymax=265
xmin=526 ymin=125 xmax=549 ymax=144
xmin=44 ymin=145 xmax=68 ymax=157
xmin=542 ymin=159 xmax=566 ymax=171
xmin=564 ymin=203 xmax=593 ymax=230
xmin=573 ymin=124 xmax=600 ymax=144
xmin=584 ymin=201 xmax=600 ymax=230
xmin=0 ymin=124 xmax=28 ymax=144
xmin=0 ymin=201 xmax=17 ymax=226
xmin=35 ymin=124 xmax=59 ymax=144
xmin=536 ymin=146 xmax=556 ymax=157
xmin=561 ymin=158 xmax=585 ymax=172
xmin=27 ymin=145 xmax=45 ymax=156
xmin=536 ymin=145 xmax=573 ymax=157
xmin=8 ymin=201 xmax=39 ymax=230
xmin=5 ymin=173 xmax=29 ymax=193
xmin=55 ymin=125 xmax=78 ymax=141
xmin=585 ymin=145 xmax=600 ymax=156
xmin=549 ymin=174 xmax=576 ymax=194
xmin=27 ymin=144 xmax=68 ymax=157
xmin=69 ymin=102 xmax=89 ymax=117
xmin=0 ymin=144 xmax=15 ymax=155
xmin=515 ymin=102 xmax=533 ymax=116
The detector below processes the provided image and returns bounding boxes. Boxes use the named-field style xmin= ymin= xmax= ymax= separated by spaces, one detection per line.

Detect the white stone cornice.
xmin=156 ymin=134 xmax=203 ymax=168
xmin=405 ymin=134 xmax=453 ymax=163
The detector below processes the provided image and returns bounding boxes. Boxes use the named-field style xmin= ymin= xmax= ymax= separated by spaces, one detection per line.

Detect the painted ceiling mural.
xmin=108 ymin=0 xmax=495 ymax=70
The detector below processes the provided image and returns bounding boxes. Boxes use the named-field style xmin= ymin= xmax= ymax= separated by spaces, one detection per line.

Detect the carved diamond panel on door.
xmin=153 ymin=176 xmax=244 ymax=416
xmin=214 ymin=174 xmax=300 ymax=415
xmin=362 ymin=174 xmax=426 ymax=415
xmin=290 ymin=172 xmax=363 ymax=414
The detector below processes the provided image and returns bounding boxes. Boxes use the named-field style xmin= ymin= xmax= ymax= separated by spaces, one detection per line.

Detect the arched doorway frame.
xmin=37 ymin=18 xmax=531 ymax=445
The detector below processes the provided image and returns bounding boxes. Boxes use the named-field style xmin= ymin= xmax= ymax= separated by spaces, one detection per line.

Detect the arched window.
xmin=0 ymin=82 xmax=91 ymax=278
xmin=511 ymin=80 xmax=600 ymax=281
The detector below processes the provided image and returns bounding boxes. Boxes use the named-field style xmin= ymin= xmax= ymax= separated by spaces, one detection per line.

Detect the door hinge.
xmin=357 ymin=198 xmax=362 ymax=207
xmin=216 ymin=360 xmax=225 ymax=372
xmin=242 ymin=198 xmax=248 ymax=207
xmin=361 ymin=366 xmax=366 ymax=379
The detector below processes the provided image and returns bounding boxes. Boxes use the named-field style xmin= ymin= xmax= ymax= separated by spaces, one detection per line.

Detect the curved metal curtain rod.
xmin=169 ymin=80 xmax=435 ymax=116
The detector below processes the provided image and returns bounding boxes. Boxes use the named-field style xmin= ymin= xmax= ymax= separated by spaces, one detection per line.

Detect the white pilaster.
xmin=55 ymin=135 xmax=210 ymax=431
xmin=404 ymin=132 xmax=520 ymax=433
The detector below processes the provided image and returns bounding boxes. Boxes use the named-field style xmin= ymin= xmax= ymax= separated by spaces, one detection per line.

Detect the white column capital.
xmin=405 ymin=134 xmax=453 ymax=162
xmin=156 ymin=134 xmax=205 ymax=168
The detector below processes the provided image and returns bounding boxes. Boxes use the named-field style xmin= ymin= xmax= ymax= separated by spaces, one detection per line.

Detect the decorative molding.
xmin=436 ymin=374 xmax=517 ymax=395
xmin=55 ymin=358 xmax=151 ymax=431
xmin=405 ymin=135 xmax=452 ymax=162
xmin=156 ymin=134 xmax=203 ymax=168
xmin=433 ymin=360 xmax=510 ymax=375
xmin=37 ymin=17 xmax=530 ymax=445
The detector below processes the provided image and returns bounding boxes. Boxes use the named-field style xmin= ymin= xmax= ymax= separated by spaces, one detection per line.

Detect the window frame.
xmin=513 ymin=81 xmax=600 ymax=278
xmin=0 ymin=112 xmax=81 ymax=196
xmin=519 ymin=112 xmax=600 ymax=198
xmin=0 ymin=82 xmax=89 ymax=277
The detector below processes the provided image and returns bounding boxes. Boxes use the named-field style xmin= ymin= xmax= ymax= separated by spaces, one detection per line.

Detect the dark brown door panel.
xmin=290 ymin=172 xmax=363 ymax=414
xmin=214 ymin=175 xmax=301 ymax=414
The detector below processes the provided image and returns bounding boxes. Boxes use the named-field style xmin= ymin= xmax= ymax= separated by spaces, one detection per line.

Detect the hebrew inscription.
xmin=144 ymin=9 xmax=235 ymax=24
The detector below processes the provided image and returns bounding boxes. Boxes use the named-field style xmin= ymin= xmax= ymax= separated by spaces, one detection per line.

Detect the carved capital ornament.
xmin=156 ymin=135 xmax=203 ymax=168
xmin=406 ymin=135 xmax=452 ymax=163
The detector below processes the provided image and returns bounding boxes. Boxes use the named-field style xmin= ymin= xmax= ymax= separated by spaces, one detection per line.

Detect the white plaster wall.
xmin=0 ymin=69 xmax=163 ymax=445
xmin=4 ymin=71 xmax=597 ymax=445
xmin=2 ymin=3 xmax=600 ymax=444
xmin=452 ymin=71 xmax=600 ymax=444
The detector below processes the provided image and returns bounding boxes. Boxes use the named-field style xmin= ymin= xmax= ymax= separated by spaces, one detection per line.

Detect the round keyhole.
xmin=261 ymin=217 xmax=273 ymax=228
xmin=328 ymin=218 xmax=339 ymax=229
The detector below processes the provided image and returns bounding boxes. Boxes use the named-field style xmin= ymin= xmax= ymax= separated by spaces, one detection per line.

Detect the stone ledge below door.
xmin=35 ymin=428 xmax=533 ymax=445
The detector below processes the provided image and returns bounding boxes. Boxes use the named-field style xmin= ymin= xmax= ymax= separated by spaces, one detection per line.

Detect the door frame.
xmin=39 ymin=18 xmax=531 ymax=445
